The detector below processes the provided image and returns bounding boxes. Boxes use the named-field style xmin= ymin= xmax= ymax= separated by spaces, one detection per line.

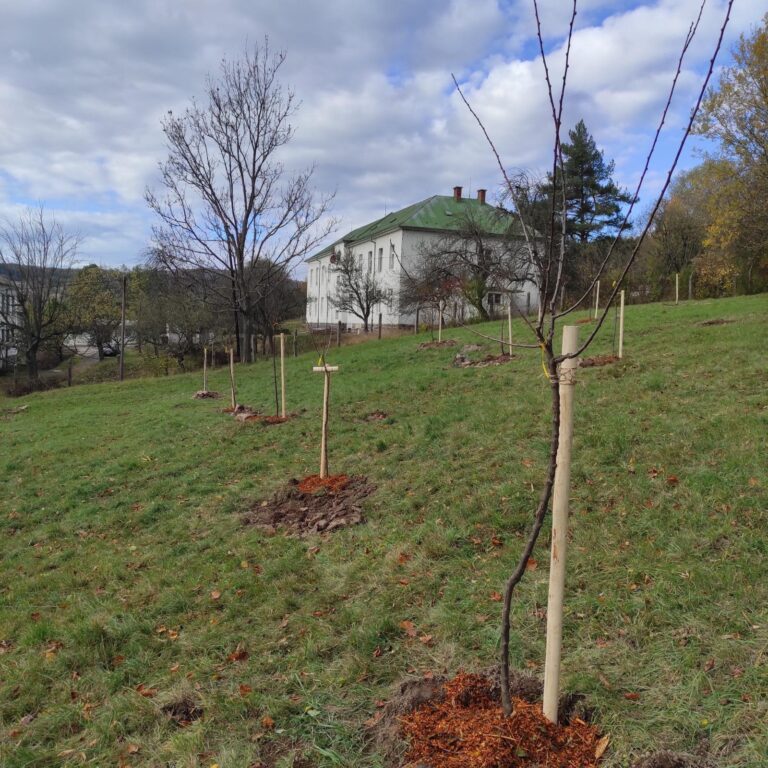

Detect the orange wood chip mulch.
xmin=297 ymin=474 xmax=351 ymax=494
xmin=401 ymin=673 xmax=605 ymax=768
xmin=580 ymin=354 xmax=619 ymax=368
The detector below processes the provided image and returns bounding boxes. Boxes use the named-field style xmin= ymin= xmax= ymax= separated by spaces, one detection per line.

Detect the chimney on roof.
xmin=453 ymin=185 xmax=462 ymax=202
xmin=477 ymin=188 xmax=487 ymax=205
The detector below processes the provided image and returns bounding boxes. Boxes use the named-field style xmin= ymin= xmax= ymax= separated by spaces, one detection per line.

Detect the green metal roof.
xmin=307 ymin=195 xmax=519 ymax=262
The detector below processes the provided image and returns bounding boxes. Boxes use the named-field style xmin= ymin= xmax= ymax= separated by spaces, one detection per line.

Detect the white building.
xmin=0 ymin=273 xmax=19 ymax=371
xmin=305 ymin=186 xmax=539 ymax=329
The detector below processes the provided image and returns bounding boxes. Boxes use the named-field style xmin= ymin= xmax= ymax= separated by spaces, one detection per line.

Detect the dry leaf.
xmin=399 ymin=620 xmax=417 ymax=638
xmin=595 ymin=734 xmax=610 ymax=759
xmin=491 ymin=536 xmax=503 ymax=547
xmin=126 ymin=744 xmax=140 ymax=754
xmin=525 ymin=558 xmax=538 ymax=572
xmin=372 ymin=646 xmax=383 ymax=658
xmin=169 ymin=663 xmax=180 ymax=673
xmin=239 ymin=684 xmax=252 ymax=696
xmin=227 ymin=645 xmax=249 ymax=663
xmin=490 ymin=591 xmax=502 ymax=602
xmin=261 ymin=715 xmax=275 ymax=729
xmin=397 ymin=552 xmax=410 ymax=564
xmin=666 ymin=475 xmax=679 ymax=486
xmin=135 ymin=684 xmax=157 ymax=698
xmin=704 ymin=658 xmax=716 ymax=672
xmin=623 ymin=692 xmax=640 ymax=701
xmin=210 ymin=590 xmax=221 ymax=601
xmin=419 ymin=634 xmax=434 ymax=646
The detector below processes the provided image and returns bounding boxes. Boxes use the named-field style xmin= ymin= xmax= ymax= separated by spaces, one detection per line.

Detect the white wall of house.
xmin=0 ymin=277 xmax=19 ymax=369
xmin=306 ymin=227 xmax=541 ymax=329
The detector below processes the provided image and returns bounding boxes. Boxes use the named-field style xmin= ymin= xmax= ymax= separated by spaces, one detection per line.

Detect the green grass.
xmin=1 ymin=295 xmax=766 ymax=767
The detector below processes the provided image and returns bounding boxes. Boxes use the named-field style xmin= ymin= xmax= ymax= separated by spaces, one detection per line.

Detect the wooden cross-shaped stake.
xmin=312 ymin=363 xmax=339 ymax=479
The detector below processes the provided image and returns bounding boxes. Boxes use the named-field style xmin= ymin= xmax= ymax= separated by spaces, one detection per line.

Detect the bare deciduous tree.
xmin=329 ymin=249 xmax=389 ymax=332
xmin=454 ymin=0 xmax=733 ymax=717
xmin=146 ymin=40 xmax=334 ymax=362
xmin=0 ymin=207 xmax=79 ymax=381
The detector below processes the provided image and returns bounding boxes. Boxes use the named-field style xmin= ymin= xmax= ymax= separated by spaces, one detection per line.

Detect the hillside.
xmin=1 ymin=295 xmax=766 ymax=767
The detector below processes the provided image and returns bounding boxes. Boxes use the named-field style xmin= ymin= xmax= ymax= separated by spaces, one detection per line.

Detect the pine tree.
xmin=548 ymin=119 xmax=632 ymax=243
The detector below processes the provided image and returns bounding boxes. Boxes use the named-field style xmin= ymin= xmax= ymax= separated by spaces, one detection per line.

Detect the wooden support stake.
xmin=119 ymin=273 xmax=127 ymax=382
xmin=414 ymin=308 xmax=419 ymax=335
xmin=438 ymin=305 xmax=443 ymax=343
xmin=507 ymin=303 xmax=513 ymax=355
xmin=378 ymin=313 xmax=382 ymax=340
xmin=203 ymin=346 xmax=208 ymax=392
xmin=280 ymin=333 xmax=286 ymax=418
xmin=688 ymin=272 xmax=693 ymax=301
xmin=228 ymin=347 xmax=236 ymax=410
xmin=312 ymin=365 xmax=340 ymax=479
xmin=618 ymin=290 xmax=625 ymax=359
xmin=594 ymin=280 xmax=600 ymax=320
xmin=675 ymin=272 xmax=679 ymax=305
xmin=336 ymin=320 xmax=341 ymax=348
xmin=67 ymin=358 xmax=73 ymax=387
xmin=542 ymin=325 xmax=579 ymax=724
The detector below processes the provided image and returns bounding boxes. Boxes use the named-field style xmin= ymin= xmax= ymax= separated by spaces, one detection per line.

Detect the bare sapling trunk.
xmin=593 ymin=280 xmax=600 ymax=320
xmin=542 ymin=326 xmax=579 ymax=723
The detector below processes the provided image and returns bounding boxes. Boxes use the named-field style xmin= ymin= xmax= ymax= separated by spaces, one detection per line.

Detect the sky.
xmin=0 ymin=0 xmax=763 ymax=274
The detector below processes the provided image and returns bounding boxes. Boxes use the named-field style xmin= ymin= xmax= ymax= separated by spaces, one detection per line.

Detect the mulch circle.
xmin=699 ymin=318 xmax=733 ymax=326
xmin=580 ymin=354 xmax=619 ymax=368
xmin=418 ymin=340 xmax=457 ymax=350
xmin=244 ymin=475 xmax=375 ymax=536
xmin=193 ymin=390 xmax=221 ymax=399
xmin=366 ymin=410 xmax=389 ymax=422
xmin=397 ymin=672 xmax=603 ymax=768
xmin=453 ymin=353 xmax=516 ymax=368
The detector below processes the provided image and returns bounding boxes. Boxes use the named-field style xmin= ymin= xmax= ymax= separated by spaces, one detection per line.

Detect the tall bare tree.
xmin=0 ymin=207 xmax=79 ymax=381
xmin=454 ymin=0 xmax=733 ymax=716
xmin=329 ymin=249 xmax=389 ymax=332
xmin=146 ymin=40 xmax=334 ymax=361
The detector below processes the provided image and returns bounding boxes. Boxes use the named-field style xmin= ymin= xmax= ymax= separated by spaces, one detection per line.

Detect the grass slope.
xmin=1 ymin=295 xmax=766 ymax=767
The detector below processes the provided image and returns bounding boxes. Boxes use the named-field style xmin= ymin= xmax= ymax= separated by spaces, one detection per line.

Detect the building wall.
xmin=305 ymin=228 xmax=541 ymax=329
xmin=0 ymin=278 xmax=19 ymax=370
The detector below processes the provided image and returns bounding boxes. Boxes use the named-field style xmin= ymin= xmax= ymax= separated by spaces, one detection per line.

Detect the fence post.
xmin=542 ymin=325 xmax=579 ymax=724
xmin=280 ymin=333 xmax=286 ymax=418
xmin=618 ymin=290 xmax=625 ymax=359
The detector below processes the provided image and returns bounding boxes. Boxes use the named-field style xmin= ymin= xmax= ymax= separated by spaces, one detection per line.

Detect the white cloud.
xmin=0 ymin=0 xmax=764 ymax=268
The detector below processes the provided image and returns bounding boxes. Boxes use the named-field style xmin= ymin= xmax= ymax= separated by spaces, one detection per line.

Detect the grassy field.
xmin=1 ymin=295 xmax=766 ymax=767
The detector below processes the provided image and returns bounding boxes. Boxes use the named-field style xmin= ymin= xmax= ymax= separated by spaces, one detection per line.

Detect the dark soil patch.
xmin=418 ymin=339 xmax=457 ymax=350
xmin=372 ymin=671 xmax=602 ymax=768
xmin=161 ymin=694 xmax=203 ymax=727
xmin=365 ymin=410 xmax=389 ymax=421
xmin=244 ymin=475 xmax=374 ymax=536
xmin=298 ymin=474 xmax=350 ymax=494
xmin=699 ymin=318 xmax=733 ymax=326
xmin=193 ymin=390 xmax=221 ymax=399
xmin=235 ymin=411 xmax=296 ymax=426
xmin=453 ymin=353 xmax=516 ymax=368
xmin=631 ymin=752 xmax=716 ymax=768
xmin=580 ymin=354 xmax=619 ymax=368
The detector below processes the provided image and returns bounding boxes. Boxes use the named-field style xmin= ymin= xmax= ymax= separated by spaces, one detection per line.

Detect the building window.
xmin=378 ymin=248 xmax=383 ymax=272
xmin=389 ymin=243 xmax=395 ymax=270
xmin=368 ymin=251 xmax=373 ymax=273
xmin=357 ymin=254 xmax=363 ymax=272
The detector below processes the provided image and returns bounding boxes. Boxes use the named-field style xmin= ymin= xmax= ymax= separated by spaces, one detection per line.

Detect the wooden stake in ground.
xmin=293 ymin=329 xmax=298 ymax=358
xmin=228 ymin=347 xmax=237 ymax=409
xmin=280 ymin=333 xmax=286 ymax=418
xmin=618 ymin=290 xmax=625 ymax=359
xmin=378 ymin=312 xmax=382 ymax=340
xmin=336 ymin=320 xmax=341 ymax=348
xmin=438 ymin=304 xmax=443 ymax=343
xmin=507 ymin=302 xmax=513 ymax=355
xmin=542 ymin=325 xmax=579 ymax=724
xmin=675 ymin=272 xmax=680 ymax=305
xmin=203 ymin=346 xmax=208 ymax=392
xmin=312 ymin=363 xmax=339 ymax=479
xmin=119 ymin=273 xmax=127 ymax=382
xmin=593 ymin=280 xmax=600 ymax=320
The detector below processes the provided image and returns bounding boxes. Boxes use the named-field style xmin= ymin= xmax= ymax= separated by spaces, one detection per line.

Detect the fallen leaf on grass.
xmin=704 ymin=658 xmax=716 ymax=672
xmin=419 ymin=634 xmax=434 ymax=646
xmin=372 ymin=646 xmax=383 ymax=658
xmin=525 ymin=558 xmax=538 ymax=572
xmin=489 ymin=591 xmax=502 ymax=602
xmin=595 ymin=734 xmax=610 ymax=759
xmin=666 ymin=475 xmax=679 ymax=486
xmin=399 ymin=620 xmax=417 ymax=638
xmin=397 ymin=552 xmax=411 ymax=564
xmin=239 ymin=684 xmax=252 ymax=696
xmin=491 ymin=536 xmax=503 ymax=547
xmin=135 ymin=684 xmax=157 ymax=698
xmin=227 ymin=645 xmax=249 ymax=663
xmin=210 ymin=590 xmax=221 ymax=601
xmin=126 ymin=744 xmax=140 ymax=754
xmin=261 ymin=715 xmax=275 ymax=729
xmin=399 ymin=578 xmax=410 ymax=586
xmin=623 ymin=692 xmax=640 ymax=701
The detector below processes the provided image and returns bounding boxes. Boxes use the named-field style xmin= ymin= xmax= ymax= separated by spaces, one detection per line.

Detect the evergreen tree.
xmin=548 ymin=119 xmax=632 ymax=243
